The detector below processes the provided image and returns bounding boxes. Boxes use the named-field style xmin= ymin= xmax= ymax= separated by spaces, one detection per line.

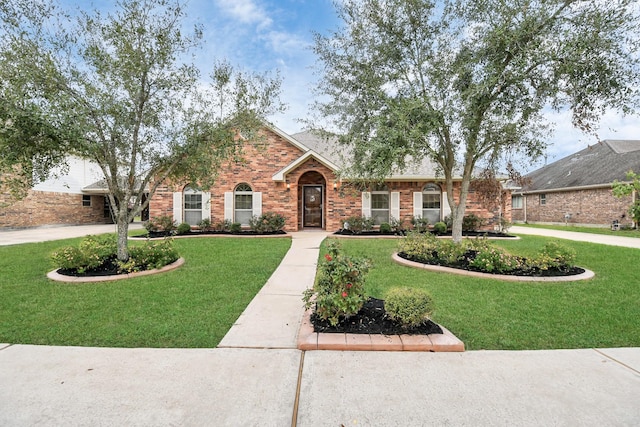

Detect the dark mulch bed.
xmin=134 ymin=230 xmax=287 ymax=239
xmin=398 ymin=251 xmax=585 ymax=277
xmin=311 ymin=297 xmax=443 ymax=335
xmin=58 ymin=257 xmax=122 ymax=277
xmin=334 ymin=229 xmax=515 ymax=238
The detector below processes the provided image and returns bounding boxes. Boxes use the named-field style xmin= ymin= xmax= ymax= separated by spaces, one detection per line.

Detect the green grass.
xmin=0 ymin=236 xmax=291 ymax=348
xmin=515 ymin=222 xmax=640 ymax=238
xmin=324 ymin=236 xmax=640 ymax=350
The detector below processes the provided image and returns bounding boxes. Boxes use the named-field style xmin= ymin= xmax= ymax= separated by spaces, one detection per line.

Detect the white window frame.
xmin=512 ymin=195 xmax=523 ymax=209
xmin=370 ymin=185 xmax=390 ymax=225
xmin=422 ymin=183 xmax=442 ymax=224
xmin=234 ymin=183 xmax=253 ymax=226
xmin=183 ymin=186 xmax=203 ymax=226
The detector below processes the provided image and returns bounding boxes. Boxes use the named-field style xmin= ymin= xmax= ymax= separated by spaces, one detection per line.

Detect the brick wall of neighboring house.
xmin=0 ymin=190 xmax=109 ymax=228
xmin=512 ymin=187 xmax=634 ymax=226
xmin=149 ymin=128 xmax=510 ymax=231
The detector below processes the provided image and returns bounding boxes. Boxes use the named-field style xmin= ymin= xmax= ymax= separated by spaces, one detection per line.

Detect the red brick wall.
xmin=512 ymin=188 xmax=634 ymax=226
xmin=0 ymin=190 xmax=109 ymax=228
xmin=149 ymin=128 xmax=509 ymax=231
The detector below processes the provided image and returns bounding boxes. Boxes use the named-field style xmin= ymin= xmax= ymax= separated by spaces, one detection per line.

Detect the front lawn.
xmin=0 ymin=237 xmax=291 ymax=348
xmin=324 ymin=236 xmax=640 ymax=350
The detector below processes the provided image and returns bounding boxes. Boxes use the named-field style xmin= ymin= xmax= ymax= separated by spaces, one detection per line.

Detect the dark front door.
xmin=303 ymin=186 xmax=323 ymax=227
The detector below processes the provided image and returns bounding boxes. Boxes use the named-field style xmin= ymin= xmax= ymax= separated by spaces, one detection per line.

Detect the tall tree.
xmin=0 ymin=0 xmax=284 ymax=260
xmin=312 ymin=0 xmax=640 ymax=242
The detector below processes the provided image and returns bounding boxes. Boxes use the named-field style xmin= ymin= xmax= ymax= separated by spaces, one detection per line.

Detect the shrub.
xmin=303 ymin=241 xmax=371 ymax=326
xmin=385 ymin=287 xmax=434 ymax=328
xmin=52 ymin=235 xmax=179 ymax=274
xmin=468 ymin=245 xmax=521 ymax=273
xmin=249 ymin=212 xmax=286 ymax=233
xmin=379 ymin=222 xmax=392 ymax=234
xmin=213 ymin=219 xmax=232 ymax=232
xmin=390 ymin=217 xmax=406 ymax=234
xmin=230 ymin=222 xmax=242 ymax=233
xmin=51 ymin=246 xmax=89 ymax=272
xmin=534 ymin=242 xmax=576 ymax=272
xmin=122 ymin=238 xmax=179 ymax=272
xmin=341 ymin=216 xmax=374 ymax=234
xmin=433 ymin=221 xmax=447 ymax=235
xmin=197 ymin=218 xmax=212 ymax=231
xmin=434 ymin=239 xmax=467 ymax=265
xmin=398 ymin=231 xmax=439 ymax=263
xmin=176 ymin=222 xmax=192 ymax=235
xmin=411 ymin=216 xmax=430 ymax=233
xmin=462 ymin=213 xmax=484 ymax=231
xmin=144 ymin=215 xmax=176 ymax=234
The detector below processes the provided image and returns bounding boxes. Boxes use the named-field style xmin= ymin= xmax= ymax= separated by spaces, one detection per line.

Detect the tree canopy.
xmin=312 ymin=0 xmax=640 ymax=241
xmin=0 ymin=0 xmax=284 ymax=259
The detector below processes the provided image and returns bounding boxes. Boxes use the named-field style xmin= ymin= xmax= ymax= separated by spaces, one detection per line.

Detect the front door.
xmin=303 ymin=186 xmax=323 ymax=228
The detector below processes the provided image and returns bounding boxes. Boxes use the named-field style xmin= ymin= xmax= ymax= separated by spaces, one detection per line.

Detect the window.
xmin=82 ymin=195 xmax=91 ymax=207
xmin=183 ymin=186 xmax=202 ymax=225
xmin=539 ymin=194 xmax=546 ymax=205
xmin=371 ymin=185 xmax=389 ymax=225
xmin=234 ymin=183 xmax=253 ymax=225
xmin=422 ymin=183 xmax=441 ymax=224
xmin=512 ymin=195 xmax=523 ymax=209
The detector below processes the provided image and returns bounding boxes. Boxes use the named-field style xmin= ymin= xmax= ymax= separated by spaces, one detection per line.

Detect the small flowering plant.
xmin=303 ymin=241 xmax=371 ymax=326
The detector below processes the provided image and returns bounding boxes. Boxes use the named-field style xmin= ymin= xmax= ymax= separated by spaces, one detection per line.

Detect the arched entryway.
xmin=298 ymin=171 xmax=326 ymax=229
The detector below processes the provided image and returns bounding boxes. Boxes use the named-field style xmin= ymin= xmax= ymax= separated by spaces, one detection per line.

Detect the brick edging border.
xmin=392 ymin=253 xmax=595 ymax=282
xmin=46 ymin=257 xmax=186 ymax=283
xmin=297 ymin=308 xmax=465 ymax=352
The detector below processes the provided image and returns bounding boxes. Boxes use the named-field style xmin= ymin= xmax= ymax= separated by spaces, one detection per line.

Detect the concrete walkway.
xmin=510 ymin=225 xmax=640 ymax=249
xmin=1 ymin=226 xmax=639 ymax=426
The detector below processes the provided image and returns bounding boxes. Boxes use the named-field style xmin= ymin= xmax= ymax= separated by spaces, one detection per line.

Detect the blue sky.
xmin=62 ymin=0 xmax=639 ymax=171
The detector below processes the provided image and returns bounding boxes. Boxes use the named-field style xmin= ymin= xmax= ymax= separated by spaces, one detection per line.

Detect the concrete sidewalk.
xmin=511 ymin=225 xmax=640 ymax=249
xmin=1 ymin=227 xmax=639 ymax=426
xmin=0 ymin=223 xmax=144 ymax=246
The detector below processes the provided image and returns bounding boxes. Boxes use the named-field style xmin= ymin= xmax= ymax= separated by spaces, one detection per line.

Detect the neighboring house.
xmin=0 ymin=156 xmax=111 ymax=229
xmin=512 ymin=140 xmax=640 ymax=227
xmin=150 ymin=126 xmax=512 ymax=231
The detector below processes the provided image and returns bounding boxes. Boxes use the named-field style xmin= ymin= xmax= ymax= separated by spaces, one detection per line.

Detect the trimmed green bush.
xmin=176 ymin=222 xmax=192 ymax=235
xmin=379 ymin=222 xmax=392 ymax=233
xmin=230 ymin=222 xmax=242 ymax=233
xmin=433 ymin=221 xmax=447 ymax=234
xmin=51 ymin=235 xmax=117 ymax=273
xmin=385 ymin=287 xmax=434 ymax=328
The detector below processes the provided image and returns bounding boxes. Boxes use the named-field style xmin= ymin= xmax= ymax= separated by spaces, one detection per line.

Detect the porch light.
xmin=333 ymin=181 xmax=338 ymax=191
xmin=286 ymin=182 xmax=290 ymax=191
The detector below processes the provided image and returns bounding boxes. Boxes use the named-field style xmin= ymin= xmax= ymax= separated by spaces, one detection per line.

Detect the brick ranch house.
xmin=0 ymin=156 xmax=114 ymax=229
xmin=150 ymin=126 xmax=512 ymax=232
xmin=511 ymin=139 xmax=640 ymax=228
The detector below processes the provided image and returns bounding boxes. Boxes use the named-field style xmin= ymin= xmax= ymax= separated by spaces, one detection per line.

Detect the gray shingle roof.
xmin=290 ymin=130 xmax=458 ymax=180
xmin=522 ymin=140 xmax=640 ymax=192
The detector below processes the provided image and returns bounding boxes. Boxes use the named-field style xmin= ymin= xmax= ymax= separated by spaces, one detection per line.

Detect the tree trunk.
xmin=116 ymin=207 xmax=130 ymax=262
xmin=450 ymin=205 xmax=465 ymax=243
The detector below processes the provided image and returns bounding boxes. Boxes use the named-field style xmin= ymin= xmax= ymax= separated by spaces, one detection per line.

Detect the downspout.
xmin=523 ymin=194 xmax=527 ymax=223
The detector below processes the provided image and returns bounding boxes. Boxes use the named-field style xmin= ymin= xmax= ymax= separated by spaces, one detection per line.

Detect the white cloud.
xmin=214 ymin=0 xmax=272 ymax=29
